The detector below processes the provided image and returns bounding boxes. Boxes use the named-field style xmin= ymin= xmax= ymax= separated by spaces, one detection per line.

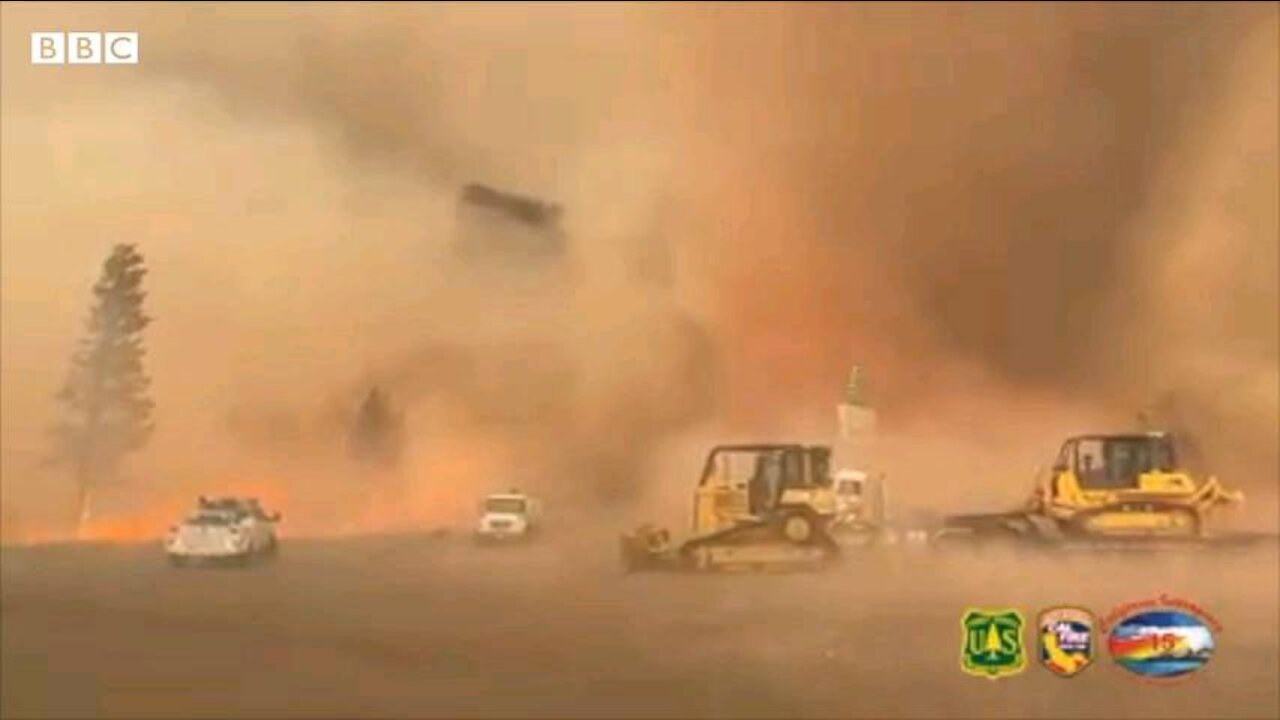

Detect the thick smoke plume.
xmin=655 ymin=2 xmax=1278 ymax=518
xmin=667 ymin=3 xmax=1274 ymax=411
xmin=1 ymin=3 xmax=1275 ymax=540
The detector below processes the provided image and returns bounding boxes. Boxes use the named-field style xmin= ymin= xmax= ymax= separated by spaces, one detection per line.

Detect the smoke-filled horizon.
xmin=2 ymin=2 xmax=1276 ymax=539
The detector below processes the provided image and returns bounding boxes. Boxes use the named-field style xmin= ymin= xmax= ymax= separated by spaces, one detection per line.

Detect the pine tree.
xmin=984 ymin=624 xmax=1002 ymax=658
xmin=51 ymin=244 xmax=154 ymax=534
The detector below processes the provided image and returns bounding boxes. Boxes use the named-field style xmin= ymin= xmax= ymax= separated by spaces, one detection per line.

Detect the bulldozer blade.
xmin=939 ymin=511 xmax=1049 ymax=539
xmin=1034 ymin=533 xmax=1279 ymax=554
xmin=932 ymin=518 xmax=1278 ymax=553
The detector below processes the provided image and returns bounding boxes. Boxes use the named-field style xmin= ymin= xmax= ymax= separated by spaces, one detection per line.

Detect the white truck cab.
xmin=474 ymin=491 xmax=541 ymax=543
xmin=833 ymin=469 xmax=869 ymax=520
xmin=830 ymin=468 xmax=892 ymax=544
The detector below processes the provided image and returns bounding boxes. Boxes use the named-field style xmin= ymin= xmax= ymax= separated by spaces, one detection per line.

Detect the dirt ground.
xmin=2 ymin=532 xmax=1277 ymax=719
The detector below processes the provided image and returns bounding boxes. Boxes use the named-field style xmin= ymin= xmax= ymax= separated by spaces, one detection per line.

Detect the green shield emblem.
xmin=961 ymin=608 xmax=1027 ymax=679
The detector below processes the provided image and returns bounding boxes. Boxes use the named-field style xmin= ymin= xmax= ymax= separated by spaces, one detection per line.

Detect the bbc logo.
xmin=31 ymin=32 xmax=139 ymax=65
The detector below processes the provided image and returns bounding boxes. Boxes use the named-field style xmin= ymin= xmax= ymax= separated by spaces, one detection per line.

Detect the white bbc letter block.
xmin=67 ymin=32 xmax=103 ymax=64
xmin=105 ymin=32 xmax=138 ymax=64
xmin=31 ymin=32 xmax=65 ymax=64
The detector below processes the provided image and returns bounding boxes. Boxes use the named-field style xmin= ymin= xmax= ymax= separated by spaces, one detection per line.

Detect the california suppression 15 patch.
xmin=1103 ymin=596 xmax=1221 ymax=682
xmin=1038 ymin=606 xmax=1095 ymax=677
xmin=961 ymin=608 xmax=1027 ymax=679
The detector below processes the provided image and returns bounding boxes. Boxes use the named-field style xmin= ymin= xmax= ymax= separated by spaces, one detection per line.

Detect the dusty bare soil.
xmin=2 ymin=533 xmax=1277 ymax=719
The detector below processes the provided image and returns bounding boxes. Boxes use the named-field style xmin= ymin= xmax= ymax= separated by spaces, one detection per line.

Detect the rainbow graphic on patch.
xmin=1107 ymin=610 xmax=1215 ymax=679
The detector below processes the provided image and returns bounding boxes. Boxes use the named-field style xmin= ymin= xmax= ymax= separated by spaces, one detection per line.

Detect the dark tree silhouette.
xmin=51 ymin=244 xmax=154 ymax=534
xmin=348 ymin=386 xmax=404 ymax=468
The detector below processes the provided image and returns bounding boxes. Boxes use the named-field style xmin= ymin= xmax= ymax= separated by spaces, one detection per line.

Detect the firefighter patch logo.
xmin=961 ymin=608 xmax=1027 ymax=679
xmin=1038 ymin=606 xmax=1095 ymax=677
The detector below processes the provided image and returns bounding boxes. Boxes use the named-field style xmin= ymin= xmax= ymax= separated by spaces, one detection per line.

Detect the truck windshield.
xmin=837 ymin=481 xmax=863 ymax=496
xmin=186 ymin=513 xmax=235 ymax=526
xmin=485 ymin=498 xmax=527 ymax=514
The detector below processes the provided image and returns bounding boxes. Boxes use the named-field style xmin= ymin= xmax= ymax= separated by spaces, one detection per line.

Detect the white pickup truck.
xmin=473 ymin=491 xmax=542 ymax=544
xmin=164 ymin=496 xmax=281 ymax=567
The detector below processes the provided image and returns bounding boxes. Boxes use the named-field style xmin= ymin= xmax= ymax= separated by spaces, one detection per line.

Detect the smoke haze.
xmin=1 ymin=2 xmax=1276 ymax=539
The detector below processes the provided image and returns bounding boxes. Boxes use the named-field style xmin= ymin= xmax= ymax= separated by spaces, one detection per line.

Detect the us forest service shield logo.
xmin=1038 ymin=607 xmax=1095 ymax=677
xmin=961 ymin=608 xmax=1027 ymax=679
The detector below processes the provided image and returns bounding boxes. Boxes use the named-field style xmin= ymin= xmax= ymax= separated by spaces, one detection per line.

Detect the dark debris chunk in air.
xmin=460 ymin=184 xmax=563 ymax=228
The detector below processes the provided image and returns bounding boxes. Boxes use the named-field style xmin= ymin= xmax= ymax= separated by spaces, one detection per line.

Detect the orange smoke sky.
xmin=1 ymin=3 xmax=1276 ymax=541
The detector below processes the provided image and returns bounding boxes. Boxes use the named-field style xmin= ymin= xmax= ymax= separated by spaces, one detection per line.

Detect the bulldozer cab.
xmin=695 ymin=445 xmax=833 ymax=533
xmin=1060 ymin=435 xmax=1175 ymax=488
xmin=1048 ymin=433 xmax=1195 ymax=505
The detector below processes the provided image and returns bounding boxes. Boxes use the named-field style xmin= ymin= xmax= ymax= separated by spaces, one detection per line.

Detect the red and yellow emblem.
xmin=1038 ymin=606 xmax=1095 ymax=678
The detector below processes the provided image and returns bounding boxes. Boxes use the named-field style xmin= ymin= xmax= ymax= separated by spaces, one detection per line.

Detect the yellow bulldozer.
xmin=938 ymin=431 xmax=1251 ymax=548
xmin=620 ymin=444 xmax=842 ymax=572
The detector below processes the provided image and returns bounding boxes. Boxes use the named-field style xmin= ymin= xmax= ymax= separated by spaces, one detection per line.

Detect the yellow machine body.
xmin=621 ymin=445 xmax=841 ymax=572
xmin=1033 ymin=433 xmax=1243 ymax=539
xmin=941 ymin=431 xmax=1246 ymax=547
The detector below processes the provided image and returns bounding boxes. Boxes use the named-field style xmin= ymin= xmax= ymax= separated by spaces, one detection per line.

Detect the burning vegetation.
xmin=0 ymin=3 xmax=1275 ymax=543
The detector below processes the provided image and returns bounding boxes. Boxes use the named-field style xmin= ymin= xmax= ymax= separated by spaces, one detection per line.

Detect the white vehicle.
xmin=832 ymin=370 xmax=893 ymax=546
xmin=164 ymin=496 xmax=281 ymax=567
xmin=474 ymin=491 xmax=542 ymax=544
xmin=829 ymin=469 xmax=891 ymax=545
